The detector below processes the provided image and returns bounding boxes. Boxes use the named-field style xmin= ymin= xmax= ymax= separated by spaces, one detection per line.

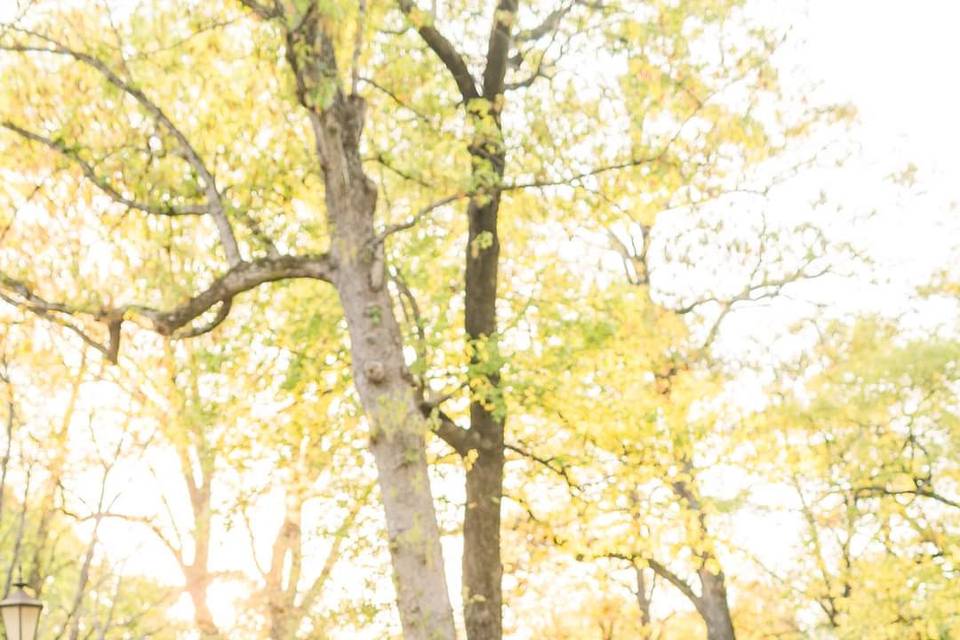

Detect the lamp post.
xmin=0 ymin=572 xmax=42 ymax=640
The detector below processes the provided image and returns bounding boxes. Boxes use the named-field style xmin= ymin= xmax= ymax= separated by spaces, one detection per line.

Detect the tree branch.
xmin=515 ymin=1 xmax=578 ymax=43
xmin=1 ymin=121 xmax=208 ymax=216
xmin=0 ymin=253 xmax=336 ymax=362
xmin=647 ymin=558 xmax=702 ymax=608
xmin=0 ymin=276 xmax=112 ymax=358
xmin=504 ymin=442 xmax=579 ymax=490
xmin=419 ymin=400 xmax=478 ymax=456
xmin=296 ymin=483 xmax=374 ymax=617
xmin=397 ymin=0 xmax=480 ymax=102
xmin=80 ymin=512 xmax=185 ymax=569
xmin=3 ymin=30 xmax=242 ymax=265
xmin=482 ymin=0 xmax=519 ymax=100
xmin=373 ymin=192 xmax=467 ymax=246
xmin=501 ymin=138 xmax=681 ymax=192
xmin=237 ymin=0 xmax=283 ymax=19
xmin=131 ymin=254 xmax=336 ymax=334
xmin=852 ymin=485 xmax=960 ymax=510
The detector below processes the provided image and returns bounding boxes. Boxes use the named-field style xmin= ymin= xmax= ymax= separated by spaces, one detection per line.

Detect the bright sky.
xmin=804 ymin=0 xmax=960 ymax=170
xmin=798 ymin=0 xmax=960 ymax=276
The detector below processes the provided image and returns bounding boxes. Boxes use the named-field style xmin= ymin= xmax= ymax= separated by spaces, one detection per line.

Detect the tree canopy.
xmin=0 ymin=1 xmax=956 ymax=639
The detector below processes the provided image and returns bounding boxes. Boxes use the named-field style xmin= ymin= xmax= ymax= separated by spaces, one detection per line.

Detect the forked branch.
xmin=397 ymin=0 xmax=480 ymax=102
xmin=0 ymin=254 xmax=336 ymax=363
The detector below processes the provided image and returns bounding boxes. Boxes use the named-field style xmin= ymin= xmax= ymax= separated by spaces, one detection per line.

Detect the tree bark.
xmin=669 ymin=469 xmax=736 ymax=640
xmin=633 ymin=563 xmax=653 ymax=638
xmin=459 ymin=2 xmax=518 ymax=634
xmin=314 ymin=96 xmax=456 ymax=640
xmin=462 ymin=190 xmax=505 ymax=640
xmin=697 ymin=567 xmax=736 ymax=640
xmin=265 ymin=494 xmax=301 ymax=640
xmin=184 ymin=568 xmax=221 ymax=640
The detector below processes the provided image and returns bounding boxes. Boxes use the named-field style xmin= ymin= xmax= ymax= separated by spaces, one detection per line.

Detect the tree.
xmin=0 ymin=1 xmax=848 ymax=638
xmin=502 ymin=212 xmax=835 ymax=639
xmin=0 ymin=314 xmax=179 ymax=639
xmin=119 ymin=292 xmax=382 ymax=638
xmin=1 ymin=2 xmax=455 ymax=635
xmin=747 ymin=318 xmax=960 ymax=637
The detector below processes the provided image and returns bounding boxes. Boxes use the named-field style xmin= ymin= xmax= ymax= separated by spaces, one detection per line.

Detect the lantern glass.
xmin=0 ymin=587 xmax=42 ymax=640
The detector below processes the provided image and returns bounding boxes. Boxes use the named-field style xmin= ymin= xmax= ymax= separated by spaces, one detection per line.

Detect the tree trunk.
xmin=697 ymin=568 xmax=736 ymax=640
xmin=336 ymin=258 xmax=456 ymax=640
xmin=462 ymin=190 xmax=505 ymax=640
xmin=462 ymin=449 xmax=503 ymax=638
xmin=669 ymin=473 xmax=736 ymax=640
xmin=266 ymin=516 xmax=299 ymax=640
xmin=315 ymin=98 xmax=456 ymax=640
xmin=184 ymin=570 xmax=221 ymax=640
xmin=27 ymin=354 xmax=85 ymax=593
xmin=633 ymin=564 xmax=653 ymax=638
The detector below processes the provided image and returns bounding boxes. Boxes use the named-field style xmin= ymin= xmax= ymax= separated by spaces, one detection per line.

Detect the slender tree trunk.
xmin=175 ymin=397 xmax=220 ymax=640
xmin=668 ymin=473 xmax=736 ymax=640
xmin=183 ymin=568 xmax=220 ymax=640
xmin=633 ymin=563 xmax=653 ymax=638
xmin=28 ymin=353 xmax=86 ymax=593
xmin=314 ymin=98 xmax=455 ymax=640
xmin=178 ymin=461 xmax=220 ymax=639
xmin=697 ymin=568 xmax=736 ymax=640
xmin=266 ymin=496 xmax=301 ymax=640
xmin=462 ymin=190 xmax=505 ymax=639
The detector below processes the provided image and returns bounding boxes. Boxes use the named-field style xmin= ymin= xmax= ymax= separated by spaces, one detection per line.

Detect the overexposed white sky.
xmin=804 ymin=0 xmax=960 ymax=169
xmin=799 ymin=0 xmax=960 ymax=265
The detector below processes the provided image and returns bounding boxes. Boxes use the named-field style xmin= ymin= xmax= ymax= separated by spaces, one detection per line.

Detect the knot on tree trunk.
xmin=364 ymin=360 xmax=386 ymax=383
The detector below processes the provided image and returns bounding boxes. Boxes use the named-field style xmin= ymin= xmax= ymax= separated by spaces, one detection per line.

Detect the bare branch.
xmin=0 ymin=277 xmax=112 ymax=358
xmin=0 ymin=253 xmax=336 ymax=362
xmin=359 ymin=78 xmax=432 ymax=123
xmin=296 ymin=483 xmax=374 ymax=617
xmin=505 ymin=442 xmax=579 ymax=490
xmin=647 ymin=558 xmax=702 ymax=607
xmin=852 ymin=485 xmax=960 ymax=510
xmin=1 ymin=122 xmax=208 ymax=216
xmin=515 ymin=2 xmax=578 ymax=43
xmin=501 ymin=137 xmax=681 ymax=192
xmin=677 ymin=230 xmax=833 ymax=351
xmin=602 ymin=551 xmax=702 ymax=609
xmin=397 ymin=0 xmax=480 ymax=102
xmin=391 ymin=267 xmax=428 ymax=380
xmin=420 ymin=400 xmax=479 ymax=456
xmin=373 ymin=192 xmax=467 ymax=245
xmin=504 ymin=55 xmax=553 ymax=91
xmin=68 ymin=511 xmax=185 ymax=568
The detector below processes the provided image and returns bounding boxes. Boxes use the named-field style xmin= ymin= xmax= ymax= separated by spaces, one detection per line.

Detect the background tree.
xmin=751 ymin=318 xmax=960 ymax=638
xmin=0 ymin=316 xmax=179 ymax=638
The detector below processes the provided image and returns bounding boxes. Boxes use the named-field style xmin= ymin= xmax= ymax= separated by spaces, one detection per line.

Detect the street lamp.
xmin=0 ymin=572 xmax=42 ymax=640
